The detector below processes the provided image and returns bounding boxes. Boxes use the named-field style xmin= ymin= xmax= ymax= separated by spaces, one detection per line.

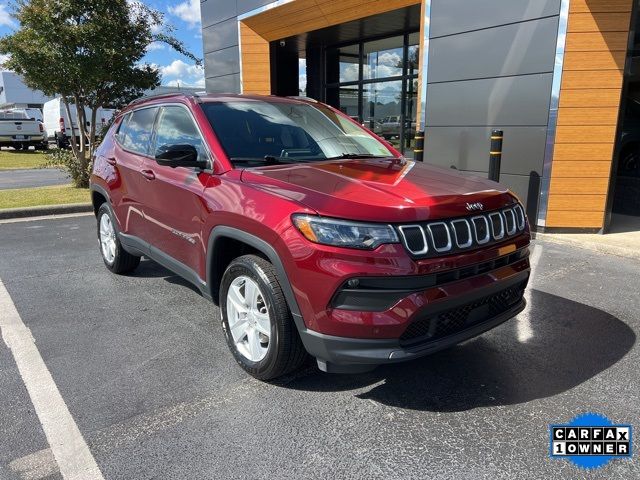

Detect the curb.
xmin=0 ymin=203 xmax=93 ymax=220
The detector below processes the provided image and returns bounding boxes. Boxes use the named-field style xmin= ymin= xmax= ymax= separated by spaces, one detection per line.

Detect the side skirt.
xmin=119 ymin=232 xmax=212 ymax=301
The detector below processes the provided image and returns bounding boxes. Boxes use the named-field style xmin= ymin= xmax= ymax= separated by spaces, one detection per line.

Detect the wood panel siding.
xmin=558 ymin=89 xmax=623 ymax=107
xmin=565 ymin=31 xmax=629 ymax=51
xmin=570 ymin=0 xmax=633 ymax=13
xmin=240 ymin=22 xmax=271 ymax=95
xmin=550 ymin=161 xmax=613 ymax=177
xmin=239 ymin=0 xmax=421 ymax=98
xmin=552 ymin=143 xmax=615 ymax=161
xmin=546 ymin=210 xmax=608 ymax=228
xmin=242 ymin=0 xmax=420 ymax=42
xmin=546 ymin=0 xmax=633 ymax=229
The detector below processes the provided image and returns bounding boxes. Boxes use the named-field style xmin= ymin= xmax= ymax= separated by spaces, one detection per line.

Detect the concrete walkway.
xmin=537 ymin=214 xmax=640 ymax=260
xmin=0 ymin=169 xmax=68 ymax=190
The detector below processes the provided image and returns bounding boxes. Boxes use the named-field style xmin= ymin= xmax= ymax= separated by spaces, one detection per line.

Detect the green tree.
xmin=0 ymin=0 xmax=200 ymax=187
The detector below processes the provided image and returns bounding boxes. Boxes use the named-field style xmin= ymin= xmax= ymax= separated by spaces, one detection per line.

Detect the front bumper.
xmin=298 ymin=269 xmax=529 ymax=372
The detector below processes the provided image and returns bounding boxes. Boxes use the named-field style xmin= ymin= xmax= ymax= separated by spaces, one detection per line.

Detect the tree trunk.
xmin=62 ymin=97 xmax=79 ymax=159
xmin=72 ymin=95 xmax=90 ymax=188
xmin=74 ymin=94 xmax=86 ymax=155
xmin=89 ymin=107 xmax=98 ymax=158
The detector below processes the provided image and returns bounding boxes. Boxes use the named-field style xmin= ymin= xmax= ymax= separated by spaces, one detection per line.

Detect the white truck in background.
xmin=6 ymin=108 xmax=44 ymax=122
xmin=0 ymin=110 xmax=48 ymax=151
xmin=43 ymin=98 xmax=115 ymax=148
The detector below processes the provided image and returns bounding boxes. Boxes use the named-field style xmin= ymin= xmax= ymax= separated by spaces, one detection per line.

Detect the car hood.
xmin=240 ymin=158 xmax=517 ymax=222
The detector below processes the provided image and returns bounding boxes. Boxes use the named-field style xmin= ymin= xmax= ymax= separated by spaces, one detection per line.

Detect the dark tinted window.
xmin=201 ymin=101 xmax=393 ymax=164
xmin=120 ymin=107 xmax=157 ymax=155
xmin=154 ymin=106 xmax=208 ymax=161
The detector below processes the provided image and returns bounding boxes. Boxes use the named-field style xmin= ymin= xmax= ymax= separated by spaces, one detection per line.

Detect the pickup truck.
xmin=0 ymin=110 xmax=48 ymax=151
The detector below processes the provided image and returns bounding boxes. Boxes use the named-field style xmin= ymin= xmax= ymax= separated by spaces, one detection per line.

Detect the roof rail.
xmin=126 ymin=91 xmax=200 ymax=108
xmin=286 ymin=95 xmax=318 ymax=103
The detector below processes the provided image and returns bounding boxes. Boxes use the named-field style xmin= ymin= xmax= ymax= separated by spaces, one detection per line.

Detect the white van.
xmin=43 ymin=98 xmax=115 ymax=148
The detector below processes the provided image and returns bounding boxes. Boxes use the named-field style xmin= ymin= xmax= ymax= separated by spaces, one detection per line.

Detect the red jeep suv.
xmin=90 ymin=93 xmax=530 ymax=380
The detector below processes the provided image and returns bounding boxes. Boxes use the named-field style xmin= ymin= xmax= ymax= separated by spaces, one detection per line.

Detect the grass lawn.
xmin=0 ymin=149 xmax=48 ymax=170
xmin=0 ymin=184 xmax=89 ymax=210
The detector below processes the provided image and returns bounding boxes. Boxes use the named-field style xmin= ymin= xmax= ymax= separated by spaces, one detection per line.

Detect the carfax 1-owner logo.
xmin=550 ymin=413 xmax=633 ymax=469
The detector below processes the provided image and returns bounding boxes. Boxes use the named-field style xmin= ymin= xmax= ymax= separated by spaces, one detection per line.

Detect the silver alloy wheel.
xmin=99 ymin=213 xmax=116 ymax=264
xmin=226 ymin=275 xmax=271 ymax=362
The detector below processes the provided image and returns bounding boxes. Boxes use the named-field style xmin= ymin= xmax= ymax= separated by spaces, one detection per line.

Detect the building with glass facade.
xmin=200 ymin=0 xmax=639 ymax=233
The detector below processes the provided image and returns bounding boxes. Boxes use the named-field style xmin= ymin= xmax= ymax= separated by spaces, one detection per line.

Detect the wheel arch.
xmin=90 ymin=183 xmax=110 ymax=216
xmin=206 ymin=226 xmax=305 ymax=330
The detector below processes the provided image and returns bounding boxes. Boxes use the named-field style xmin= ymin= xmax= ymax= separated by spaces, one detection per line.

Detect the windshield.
xmin=201 ymin=100 xmax=395 ymax=165
xmin=0 ymin=110 xmax=29 ymax=120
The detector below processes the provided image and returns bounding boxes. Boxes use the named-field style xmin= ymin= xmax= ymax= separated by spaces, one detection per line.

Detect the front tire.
xmin=220 ymin=255 xmax=306 ymax=380
xmin=97 ymin=203 xmax=140 ymax=274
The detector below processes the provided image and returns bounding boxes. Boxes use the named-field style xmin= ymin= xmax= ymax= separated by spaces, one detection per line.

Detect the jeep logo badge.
xmin=465 ymin=202 xmax=484 ymax=211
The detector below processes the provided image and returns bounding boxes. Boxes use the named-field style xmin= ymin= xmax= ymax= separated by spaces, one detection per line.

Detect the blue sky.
xmin=0 ymin=0 xmax=205 ymax=88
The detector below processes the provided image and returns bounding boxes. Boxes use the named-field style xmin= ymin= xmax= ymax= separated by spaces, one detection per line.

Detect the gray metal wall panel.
xmin=204 ymin=46 xmax=241 ymax=77
xmin=424 ymin=126 xmax=547 ymax=176
xmin=430 ymin=0 xmax=561 ymax=38
xmin=203 ymin=18 xmax=239 ymax=54
xmin=237 ymin=0 xmax=275 ymax=15
xmin=428 ymin=17 xmax=558 ymax=83
xmin=426 ymin=74 xmax=553 ymax=127
xmin=201 ymin=0 xmax=237 ymax=28
xmin=493 ymin=173 xmax=539 ymax=211
xmin=206 ymin=74 xmax=241 ymax=93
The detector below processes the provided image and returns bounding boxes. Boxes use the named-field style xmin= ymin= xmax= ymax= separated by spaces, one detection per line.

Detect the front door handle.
xmin=106 ymin=156 xmax=117 ymax=166
xmin=140 ymin=169 xmax=155 ymax=180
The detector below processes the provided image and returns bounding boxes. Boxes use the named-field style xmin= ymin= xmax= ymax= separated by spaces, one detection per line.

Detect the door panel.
xmin=141 ymin=106 xmax=211 ymax=277
xmin=111 ymin=110 xmax=157 ymax=238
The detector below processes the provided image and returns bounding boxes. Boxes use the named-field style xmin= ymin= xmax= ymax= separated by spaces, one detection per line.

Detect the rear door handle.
xmin=106 ymin=156 xmax=117 ymax=166
xmin=140 ymin=169 xmax=155 ymax=180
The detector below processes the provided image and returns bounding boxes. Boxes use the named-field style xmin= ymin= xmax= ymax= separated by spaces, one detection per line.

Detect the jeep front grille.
xmin=397 ymin=204 xmax=526 ymax=258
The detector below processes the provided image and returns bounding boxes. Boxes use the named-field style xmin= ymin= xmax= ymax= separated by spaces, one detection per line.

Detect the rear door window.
xmin=120 ymin=107 xmax=158 ymax=155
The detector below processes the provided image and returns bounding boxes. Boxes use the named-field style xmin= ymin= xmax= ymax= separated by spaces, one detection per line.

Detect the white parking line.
xmin=0 ymin=278 xmax=104 ymax=480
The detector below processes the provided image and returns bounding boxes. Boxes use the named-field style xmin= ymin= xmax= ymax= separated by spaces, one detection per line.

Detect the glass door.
xmin=325 ymin=32 xmax=420 ymax=157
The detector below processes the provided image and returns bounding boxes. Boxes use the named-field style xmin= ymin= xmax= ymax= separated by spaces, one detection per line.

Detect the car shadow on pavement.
xmin=132 ymin=258 xmax=202 ymax=295
xmin=278 ymin=289 xmax=636 ymax=412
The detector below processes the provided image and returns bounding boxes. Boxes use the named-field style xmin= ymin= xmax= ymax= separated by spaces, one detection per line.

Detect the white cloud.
xmin=166 ymin=78 xmax=205 ymax=89
xmin=160 ymin=59 xmax=204 ymax=88
xmin=298 ymin=58 xmax=307 ymax=93
xmin=0 ymin=4 xmax=17 ymax=28
xmin=146 ymin=42 xmax=165 ymax=52
xmin=377 ymin=52 xmax=401 ymax=68
xmin=0 ymin=53 xmax=10 ymax=67
xmin=168 ymin=0 xmax=201 ymax=27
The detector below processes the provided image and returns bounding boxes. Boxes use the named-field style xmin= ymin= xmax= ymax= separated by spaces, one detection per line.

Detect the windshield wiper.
xmin=325 ymin=153 xmax=391 ymax=160
xmin=229 ymin=156 xmax=313 ymax=165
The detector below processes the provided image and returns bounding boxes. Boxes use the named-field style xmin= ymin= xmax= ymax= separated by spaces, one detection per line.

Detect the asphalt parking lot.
xmin=0 ymin=168 xmax=68 ymax=190
xmin=0 ymin=214 xmax=638 ymax=479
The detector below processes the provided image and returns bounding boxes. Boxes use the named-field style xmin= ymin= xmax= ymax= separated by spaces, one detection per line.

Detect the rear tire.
xmin=96 ymin=203 xmax=140 ymax=274
xmin=220 ymin=255 xmax=307 ymax=380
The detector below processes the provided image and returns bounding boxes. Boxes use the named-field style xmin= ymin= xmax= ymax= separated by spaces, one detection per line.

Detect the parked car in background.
xmin=90 ymin=93 xmax=531 ymax=380
xmin=373 ymin=115 xmax=417 ymax=140
xmin=43 ymin=98 xmax=115 ymax=148
xmin=0 ymin=109 xmax=48 ymax=150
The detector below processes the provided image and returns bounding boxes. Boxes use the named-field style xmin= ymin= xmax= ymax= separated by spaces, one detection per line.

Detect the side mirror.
xmin=155 ymin=144 xmax=207 ymax=169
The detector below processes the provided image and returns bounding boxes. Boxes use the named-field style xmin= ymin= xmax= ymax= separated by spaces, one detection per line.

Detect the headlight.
xmin=292 ymin=214 xmax=399 ymax=250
